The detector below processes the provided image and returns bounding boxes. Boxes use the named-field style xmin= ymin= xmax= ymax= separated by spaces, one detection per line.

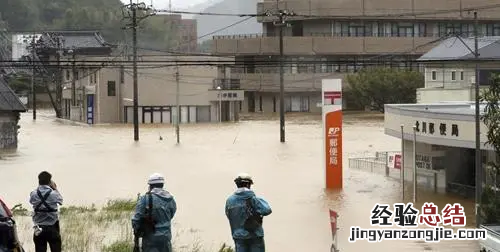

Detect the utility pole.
xmin=123 ymin=1 xmax=154 ymax=141
xmin=474 ymin=11 xmax=482 ymax=228
xmin=175 ymin=65 xmax=180 ymax=144
xmin=71 ymin=53 xmax=76 ymax=107
xmin=268 ymin=6 xmax=295 ymax=143
xmin=30 ymin=36 xmax=36 ymax=120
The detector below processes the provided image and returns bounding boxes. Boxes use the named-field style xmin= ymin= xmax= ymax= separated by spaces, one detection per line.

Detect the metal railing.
xmin=212 ymin=31 xmax=480 ymax=40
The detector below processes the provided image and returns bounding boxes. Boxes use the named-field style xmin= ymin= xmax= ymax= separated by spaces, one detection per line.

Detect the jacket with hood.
xmin=225 ymin=188 xmax=272 ymax=240
xmin=132 ymin=188 xmax=177 ymax=240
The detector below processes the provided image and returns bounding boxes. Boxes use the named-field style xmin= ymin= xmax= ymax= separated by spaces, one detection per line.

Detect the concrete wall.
xmin=97 ymin=68 xmax=121 ymax=123
xmin=0 ymin=112 xmax=21 ymax=149
xmin=417 ymin=88 xmax=472 ymax=103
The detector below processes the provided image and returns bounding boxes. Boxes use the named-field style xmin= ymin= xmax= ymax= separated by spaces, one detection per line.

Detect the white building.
xmin=417 ymin=36 xmax=500 ymax=103
xmin=11 ymin=33 xmax=41 ymax=60
xmin=384 ymin=36 xmax=500 ymax=197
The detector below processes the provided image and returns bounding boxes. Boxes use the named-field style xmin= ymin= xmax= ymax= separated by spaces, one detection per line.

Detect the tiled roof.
xmin=39 ymin=31 xmax=110 ymax=50
xmin=0 ymin=77 xmax=27 ymax=112
xmin=418 ymin=36 xmax=500 ymax=61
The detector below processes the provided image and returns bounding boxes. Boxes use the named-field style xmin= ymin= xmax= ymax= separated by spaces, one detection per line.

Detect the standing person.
xmin=225 ymin=173 xmax=272 ymax=252
xmin=29 ymin=171 xmax=63 ymax=252
xmin=132 ymin=173 xmax=177 ymax=252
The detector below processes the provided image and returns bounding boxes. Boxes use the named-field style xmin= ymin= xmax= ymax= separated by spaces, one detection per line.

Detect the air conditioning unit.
xmin=470 ymin=76 xmax=476 ymax=84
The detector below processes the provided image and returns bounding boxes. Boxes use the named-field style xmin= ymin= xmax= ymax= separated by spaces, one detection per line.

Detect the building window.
xmin=438 ymin=23 xmax=462 ymax=37
xmin=107 ymin=81 xmax=116 ymax=96
xmin=74 ymin=70 xmax=79 ymax=81
xmin=66 ymin=70 xmax=70 ymax=80
xmin=460 ymin=71 xmax=464 ymax=81
xmin=94 ymin=72 xmax=98 ymax=83
xmin=431 ymin=71 xmax=437 ymax=80
xmin=417 ymin=23 xmax=427 ymax=37
xmin=486 ymin=24 xmax=500 ymax=36
xmin=451 ymin=71 xmax=456 ymax=81
xmin=391 ymin=22 xmax=414 ymax=37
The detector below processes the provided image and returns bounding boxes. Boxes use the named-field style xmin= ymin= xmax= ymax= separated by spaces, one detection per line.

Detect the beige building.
xmin=417 ymin=36 xmax=500 ymax=103
xmin=163 ymin=14 xmax=198 ymax=53
xmin=35 ymin=31 xmax=240 ymax=124
xmin=211 ymin=0 xmax=500 ymax=113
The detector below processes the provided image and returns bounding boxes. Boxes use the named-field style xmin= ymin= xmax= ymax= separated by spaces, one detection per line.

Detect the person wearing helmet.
xmin=225 ymin=173 xmax=272 ymax=252
xmin=132 ymin=173 xmax=177 ymax=252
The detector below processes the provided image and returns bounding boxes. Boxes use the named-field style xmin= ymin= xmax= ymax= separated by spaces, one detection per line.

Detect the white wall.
xmin=417 ymin=88 xmax=472 ymax=103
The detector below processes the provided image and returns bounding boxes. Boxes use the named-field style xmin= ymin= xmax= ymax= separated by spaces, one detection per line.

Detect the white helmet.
xmin=234 ymin=172 xmax=253 ymax=184
xmin=148 ymin=173 xmax=165 ymax=185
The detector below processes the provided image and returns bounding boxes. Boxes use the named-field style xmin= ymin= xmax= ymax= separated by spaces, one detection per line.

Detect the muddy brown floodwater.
xmin=0 ymin=111 xmax=479 ymax=251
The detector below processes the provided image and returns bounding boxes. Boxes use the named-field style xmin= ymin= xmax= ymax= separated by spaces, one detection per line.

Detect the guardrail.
xmin=349 ymin=151 xmax=444 ymax=193
xmin=348 ymin=157 xmax=387 ymax=174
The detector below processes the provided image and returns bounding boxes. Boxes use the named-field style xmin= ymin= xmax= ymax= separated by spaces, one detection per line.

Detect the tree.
xmin=346 ymin=67 xmax=424 ymax=112
xmin=479 ymin=73 xmax=500 ymax=224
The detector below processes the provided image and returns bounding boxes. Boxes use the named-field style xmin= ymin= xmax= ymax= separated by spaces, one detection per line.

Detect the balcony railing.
xmin=212 ymin=78 xmax=241 ymax=90
xmin=212 ymin=31 xmax=480 ymax=40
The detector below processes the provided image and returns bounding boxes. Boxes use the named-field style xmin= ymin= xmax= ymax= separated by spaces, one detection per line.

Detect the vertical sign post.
xmin=322 ymin=79 xmax=343 ymax=189
xmin=329 ymin=209 xmax=340 ymax=252
xmin=87 ymin=94 xmax=94 ymax=125
xmin=401 ymin=124 xmax=405 ymax=202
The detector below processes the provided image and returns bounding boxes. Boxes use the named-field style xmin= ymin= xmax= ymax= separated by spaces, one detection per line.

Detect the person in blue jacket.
xmin=132 ymin=173 xmax=177 ymax=252
xmin=225 ymin=173 xmax=272 ymax=252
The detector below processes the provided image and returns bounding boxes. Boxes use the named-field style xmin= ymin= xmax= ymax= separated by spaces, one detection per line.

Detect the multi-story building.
xmin=33 ymin=31 xmax=240 ymax=124
xmin=164 ymin=14 xmax=198 ymax=53
xmin=211 ymin=0 xmax=500 ymax=113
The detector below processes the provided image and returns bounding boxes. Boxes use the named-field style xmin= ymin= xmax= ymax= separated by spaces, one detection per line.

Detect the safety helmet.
xmin=148 ymin=173 xmax=165 ymax=185
xmin=234 ymin=172 xmax=253 ymax=184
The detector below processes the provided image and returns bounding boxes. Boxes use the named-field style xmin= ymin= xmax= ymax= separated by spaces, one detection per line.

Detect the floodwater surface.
xmin=0 ymin=111 xmax=479 ymax=251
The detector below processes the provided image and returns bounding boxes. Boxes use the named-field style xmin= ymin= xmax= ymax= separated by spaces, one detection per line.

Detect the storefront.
xmin=384 ymin=102 xmax=494 ymax=197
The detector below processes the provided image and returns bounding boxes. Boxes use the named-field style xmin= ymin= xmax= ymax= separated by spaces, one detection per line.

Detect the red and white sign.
xmin=387 ymin=153 xmax=402 ymax=169
xmin=324 ymin=91 xmax=342 ymax=105
xmin=322 ymin=79 xmax=343 ymax=190
xmin=330 ymin=209 xmax=338 ymax=240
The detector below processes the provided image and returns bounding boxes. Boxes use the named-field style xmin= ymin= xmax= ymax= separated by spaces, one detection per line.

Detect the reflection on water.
xmin=0 ymin=111 xmax=478 ymax=251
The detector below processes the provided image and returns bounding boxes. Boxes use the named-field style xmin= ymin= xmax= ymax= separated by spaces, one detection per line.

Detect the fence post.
xmin=385 ymin=151 xmax=389 ymax=177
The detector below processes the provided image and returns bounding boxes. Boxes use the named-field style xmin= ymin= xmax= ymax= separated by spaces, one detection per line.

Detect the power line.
xmin=153 ymin=3 xmax=500 ymax=18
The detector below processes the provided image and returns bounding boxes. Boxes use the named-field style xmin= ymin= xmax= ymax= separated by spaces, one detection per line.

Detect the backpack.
xmin=135 ymin=192 xmax=156 ymax=237
xmin=243 ymin=198 xmax=263 ymax=232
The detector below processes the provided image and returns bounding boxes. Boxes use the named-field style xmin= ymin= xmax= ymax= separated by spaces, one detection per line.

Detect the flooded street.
xmin=0 ymin=111 xmax=479 ymax=251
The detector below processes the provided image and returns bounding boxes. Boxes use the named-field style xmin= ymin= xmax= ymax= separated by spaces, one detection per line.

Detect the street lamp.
xmin=216 ymin=86 xmax=222 ymax=123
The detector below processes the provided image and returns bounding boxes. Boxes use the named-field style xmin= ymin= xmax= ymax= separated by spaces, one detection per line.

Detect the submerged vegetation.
xmin=11 ymin=198 xmax=234 ymax=252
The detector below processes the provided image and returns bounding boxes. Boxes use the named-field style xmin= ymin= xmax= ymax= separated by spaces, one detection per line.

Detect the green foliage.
xmin=480 ymin=73 xmax=500 ymax=224
xmin=4 ymin=72 xmax=46 ymax=94
xmin=102 ymin=240 xmax=134 ymax=252
xmin=0 ymin=0 xmax=176 ymax=49
xmin=346 ymin=67 xmax=424 ymax=112
xmin=10 ymin=204 xmax=29 ymax=216
xmin=102 ymin=199 xmax=137 ymax=212
xmin=218 ymin=243 xmax=234 ymax=252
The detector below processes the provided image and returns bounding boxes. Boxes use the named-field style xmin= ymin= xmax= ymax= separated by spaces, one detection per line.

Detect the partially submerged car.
xmin=0 ymin=197 xmax=24 ymax=252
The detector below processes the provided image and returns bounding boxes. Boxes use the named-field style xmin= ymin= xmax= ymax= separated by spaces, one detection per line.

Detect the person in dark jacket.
xmin=132 ymin=173 xmax=177 ymax=252
xmin=29 ymin=171 xmax=63 ymax=252
xmin=225 ymin=173 xmax=272 ymax=252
